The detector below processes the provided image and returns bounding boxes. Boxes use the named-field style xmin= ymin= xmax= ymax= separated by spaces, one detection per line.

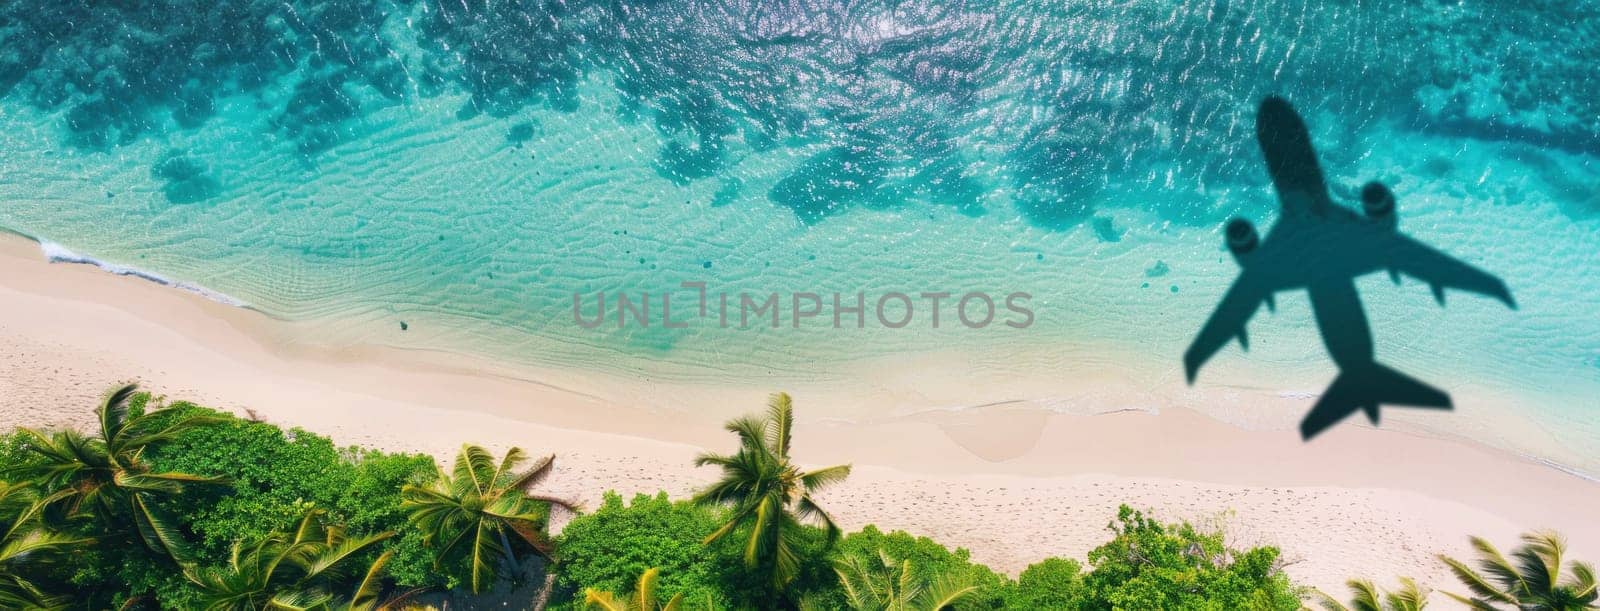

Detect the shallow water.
xmin=1 ymin=0 xmax=1597 ymax=472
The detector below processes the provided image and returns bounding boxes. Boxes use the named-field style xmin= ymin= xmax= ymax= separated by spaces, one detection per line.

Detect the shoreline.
xmin=1 ymin=231 xmax=1597 ymax=597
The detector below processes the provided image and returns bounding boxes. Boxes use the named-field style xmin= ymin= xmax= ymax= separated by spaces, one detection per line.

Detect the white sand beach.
xmin=1 ymin=233 xmax=1595 ymax=602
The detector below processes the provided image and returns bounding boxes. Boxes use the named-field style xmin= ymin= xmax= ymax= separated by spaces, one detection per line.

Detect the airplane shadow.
xmin=1185 ymin=96 xmax=1518 ymax=440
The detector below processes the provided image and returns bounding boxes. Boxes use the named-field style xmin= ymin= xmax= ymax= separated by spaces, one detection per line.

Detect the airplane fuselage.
xmin=1239 ymin=204 xmax=1390 ymax=370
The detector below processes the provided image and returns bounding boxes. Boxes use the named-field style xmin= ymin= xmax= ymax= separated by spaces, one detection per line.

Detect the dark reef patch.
xmin=506 ymin=121 xmax=540 ymax=146
xmin=414 ymin=0 xmax=590 ymax=118
xmin=768 ymin=146 xmax=889 ymax=224
xmin=276 ymin=74 xmax=364 ymax=155
xmin=1091 ymin=216 xmax=1124 ymax=243
xmin=0 ymin=0 xmax=403 ymax=154
xmin=655 ymin=136 xmax=725 ymax=185
xmin=1009 ymin=123 xmax=1109 ymax=229
xmin=0 ymin=0 xmax=1596 ymax=230
xmin=152 ymin=151 xmax=221 ymax=204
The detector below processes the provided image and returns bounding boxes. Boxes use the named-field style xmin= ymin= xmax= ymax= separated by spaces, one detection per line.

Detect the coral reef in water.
xmin=0 ymin=0 xmax=1594 ymax=221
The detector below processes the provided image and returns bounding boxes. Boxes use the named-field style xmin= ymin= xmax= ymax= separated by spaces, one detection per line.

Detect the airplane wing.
xmin=1257 ymin=96 xmax=1333 ymax=217
xmin=1381 ymin=233 xmax=1516 ymax=309
xmin=1183 ymin=273 xmax=1269 ymax=383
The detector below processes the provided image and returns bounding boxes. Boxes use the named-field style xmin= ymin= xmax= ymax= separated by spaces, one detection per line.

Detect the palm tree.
xmin=12 ymin=384 xmax=222 ymax=564
xmin=831 ymin=549 xmax=978 ymax=611
xmin=401 ymin=445 xmax=578 ymax=594
xmin=692 ymin=392 xmax=851 ymax=591
xmin=1439 ymin=531 xmax=1598 ymax=610
xmin=583 ymin=567 xmax=684 ymax=611
xmin=185 ymin=509 xmax=397 ymax=610
xmin=1314 ymin=578 xmax=1430 ymax=611
xmin=0 ymin=481 xmax=89 ymax=610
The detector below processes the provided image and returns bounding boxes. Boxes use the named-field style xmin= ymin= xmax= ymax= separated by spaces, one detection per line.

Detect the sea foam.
xmin=38 ymin=239 xmax=250 ymax=308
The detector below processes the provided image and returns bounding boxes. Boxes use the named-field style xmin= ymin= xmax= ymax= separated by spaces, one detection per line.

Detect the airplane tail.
xmin=1300 ymin=362 xmax=1452 ymax=440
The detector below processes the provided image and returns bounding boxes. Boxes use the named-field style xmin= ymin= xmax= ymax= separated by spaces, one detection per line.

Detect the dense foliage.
xmin=0 ymin=386 xmax=1590 ymax=610
xmin=801 ymin=526 xmax=1011 ymax=610
xmin=1438 ymin=532 xmax=1597 ymax=610
xmin=552 ymin=492 xmax=763 ymax=609
xmin=0 ymin=388 xmax=494 ymax=608
xmin=146 ymin=401 xmax=440 ymax=588
xmin=1074 ymin=506 xmax=1301 ymax=610
xmin=1013 ymin=558 xmax=1085 ymax=610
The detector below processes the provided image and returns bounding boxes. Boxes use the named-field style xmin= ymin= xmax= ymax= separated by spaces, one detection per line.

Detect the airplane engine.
xmin=1225 ymin=217 xmax=1258 ymax=259
xmin=1361 ymin=181 xmax=1396 ymax=224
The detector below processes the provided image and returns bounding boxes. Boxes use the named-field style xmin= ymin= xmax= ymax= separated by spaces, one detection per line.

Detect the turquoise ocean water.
xmin=1 ymin=1 xmax=1597 ymax=473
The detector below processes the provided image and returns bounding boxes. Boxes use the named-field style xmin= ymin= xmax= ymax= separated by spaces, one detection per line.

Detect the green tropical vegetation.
xmin=183 ymin=508 xmax=398 ymax=610
xmin=583 ymin=567 xmax=686 ymax=611
xmin=0 ymin=480 xmax=86 ymax=609
xmin=0 ymin=384 xmax=1591 ymax=610
xmin=693 ymin=392 xmax=852 ymax=595
xmin=820 ymin=548 xmax=978 ymax=610
xmin=401 ymin=444 xmax=576 ymax=594
xmin=1438 ymin=532 xmax=1597 ymax=610
xmin=14 ymin=383 xmax=223 ymax=565
xmin=1313 ymin=578 xmax=1430 ymax=611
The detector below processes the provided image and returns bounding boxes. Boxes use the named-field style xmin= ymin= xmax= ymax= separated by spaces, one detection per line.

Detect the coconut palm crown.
xmin=401 ymin=444 xmax=578 ymax=594
xmin=692 ymin=392 xmax=852 ymax=590
xmin=11 ymin=383 xmax=223 ymax=564
xmin=1439 ymin=531 xmax=1597 ymax=610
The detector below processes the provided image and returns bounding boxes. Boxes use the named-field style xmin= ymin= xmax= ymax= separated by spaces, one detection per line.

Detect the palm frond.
xmin=452 ymin=445 xmax=498 ymax=497
xmin=115 ymin=471 xmax=224 ymax=494
xmin=527 ymin=494 xmax=582 ymax=514
xmin=303 ymin=531 xmax=395 ymax=579
xmin=117 ymin=412 xmax=227 ymax=452
xmin=467 ymin=520 xmax=505 ymax=594
xmin=268 ymin=589 xmax=334 ymax=611
xmin=723 ymin=416 xmax=770 ymax=456
xmin=769 ymin=519 xmax=801 ymax=590
xmin=1567 ymin=561 xmax=1597 ymax=600
xmin=765 ymin=393 xmax=794 ymax=459
xmin=1436 ymin=591 xmax=1500 ymax=610
xmin=1384 ymin=577 xmax=1430 ymax=611
xmin=583 ymin=589 xmax=629 ymax=611
xmin=489 ymin=447 xmax=528 ymax=492
xmin=799 ymin=464 xmax=851 ymax=494
xmin=1439 ymin=555 xmax=1508 ymax=605
xmin=634 ymin=566 xmax=662 ymax=609
xmin=510 ymin=453 xmax=556 ymax=492
xmin=346 ymin=550 xmax=393 ymax=610
xmin=1345 ymin=579 xmax=1382 ymax=611
xmin=0 ymin=529 xmax=92 ymax=567
xmin=506 ymin=519 xmax=556 ymax=558
xmin=742 ymin=495 xmax=779 ymax=567
xmin=919 ymin=572 xmax=980 ymax=610
xmin=795 ymin=495 xmax=841 ymax=542
xmin=96 ymin=383 xmax=141 ymax=447
xmin=130 ymin=493 xmax=194 ymax=565
xmin=661 ymin=592 xmax=685 ymax=611
xmin=1312 ymin=588 xmax=1354 ymax=611
xmin=1469 ymin=536 xmax=1528 ymax=597
xmin=834 ymin=556 xmax=873 ymax=610
xmin=1514 ymin=531 xmax=1562 ymax=598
